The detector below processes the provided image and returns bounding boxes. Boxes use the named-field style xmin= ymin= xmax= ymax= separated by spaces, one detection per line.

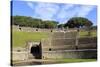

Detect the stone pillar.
xmin=75 ymin=29 xmax=79 ymax=49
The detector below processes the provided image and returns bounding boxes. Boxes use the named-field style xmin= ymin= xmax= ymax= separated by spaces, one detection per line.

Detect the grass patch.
xmin=12 ymin=30 xmax=49 ymax=47
xmin=79 ymin=31 xmax=97 ymax=37
xmin=56 ymin=58 xmax=97 ymax=63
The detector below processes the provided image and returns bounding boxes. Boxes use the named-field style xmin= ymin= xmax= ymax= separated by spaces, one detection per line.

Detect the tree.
xmin=91 ymin=25 xmax=97 ymax=30
xmin=58 ymin=24 xmax=64 ymax=28
xmin=64 ymin=17 xmax=93 ymax=28
xmin=12 ymin=15 xmax=59 ymax=29
xmin=44 ymin=20 xmax=58 ymax=29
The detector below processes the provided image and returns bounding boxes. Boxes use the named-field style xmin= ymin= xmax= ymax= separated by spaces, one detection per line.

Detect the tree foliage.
xmin=64 ymin=17 xmax=93 ymax=28
xmin=12 ymin=16 xmax=94 ymax=29
xmin=12 ymin=15 xmax=58 ymax=28
xmin=58 ymin=24 xmax=65 ymax=28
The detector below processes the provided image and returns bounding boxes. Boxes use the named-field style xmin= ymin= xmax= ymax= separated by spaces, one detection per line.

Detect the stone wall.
xmin=12 ymin=51 xmax=28 ymax=61
xmin=12 ymin=25 xmax=58 ymax=32
xmin=41 ymin=32 xmax=97 ymax=59
xmin=12 ymin=31 xmax=97 ymax=61
xmin=42 ymin=49 xmax=97 ymax=59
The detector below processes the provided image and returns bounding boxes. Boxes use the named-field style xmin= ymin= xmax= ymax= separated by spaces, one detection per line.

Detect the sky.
xmin=11 ymin=0 xmax=97 ymax=25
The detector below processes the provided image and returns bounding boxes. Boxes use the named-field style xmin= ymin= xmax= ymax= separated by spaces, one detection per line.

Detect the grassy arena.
xmin=12 ymin=28 xmax=97 ymax=48
xmin=12 ymin=28 xmax=97 ymax=62
xmin=12 ymin=31 xmax=49 ymax=47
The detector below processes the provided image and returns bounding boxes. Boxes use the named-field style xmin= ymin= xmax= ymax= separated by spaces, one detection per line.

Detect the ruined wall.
xmin=42 ymin=50 xmax=97 ymax=59
xmin=41 ymin=32 xmax=97 ymax=59
xmin=78 ymin=37 xmax=97 ymax=49
xmin=12 ymin=47 xmax=28 ymax=61
xmin=12 ymin=25 xmax=59 ymax=32
xmin=12 ymin=51 xmax=28 ymax=61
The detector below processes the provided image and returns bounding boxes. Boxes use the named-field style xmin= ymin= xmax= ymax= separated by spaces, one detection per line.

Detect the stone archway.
xmin=26 ymin=42 xmax=42 ymax=59
xmin=30 ymin=44 xmax=42 ymax=59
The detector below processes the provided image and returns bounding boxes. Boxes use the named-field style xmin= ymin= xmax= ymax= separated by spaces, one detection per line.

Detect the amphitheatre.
xmin=11 ymin=25 xmax=97 ymax=66
xmin=11 ymin=1 xmax=97 ymax=66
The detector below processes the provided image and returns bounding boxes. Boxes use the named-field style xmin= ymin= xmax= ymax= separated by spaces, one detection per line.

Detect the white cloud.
xmin=56 ymin=5 xmax=95 ymax=23
xmin=26 ymin=2 xmax=95 ymax=23
xmin=76 ymin=6 xmax=95 ymax=17
xmin=62 ymin=4 xmax=74 ymax=10
xmin=56 ymin=5 xmax=77 ymax=23
xmin=27 ymin=2 xmax=34 ymax=9
xmin=34 ymin=2 xmax=60 ymax=20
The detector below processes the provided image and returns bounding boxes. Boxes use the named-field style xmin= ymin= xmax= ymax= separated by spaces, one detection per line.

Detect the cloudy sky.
xmin=12 ymin=0 xmax=97 ymax=25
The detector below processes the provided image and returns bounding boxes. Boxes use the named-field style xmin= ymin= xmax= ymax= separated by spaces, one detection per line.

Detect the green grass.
xmin=79 ymin=31 xmax=97 ymax=37
xmin=59 ymin=59 xmax=97 ymax=63
xmin=12 ymin=59 xmax=96 ymax=65
xmin=12 ymin=30 xmax=49 ymax=47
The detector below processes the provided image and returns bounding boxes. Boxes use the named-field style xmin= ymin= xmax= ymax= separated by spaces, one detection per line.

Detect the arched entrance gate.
xmin=26 ymin=42 xmax=42 ymax=59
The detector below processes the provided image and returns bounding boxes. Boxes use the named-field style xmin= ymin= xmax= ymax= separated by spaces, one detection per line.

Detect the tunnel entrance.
xmin=30 ymin=44 xmax=42 ymax=59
